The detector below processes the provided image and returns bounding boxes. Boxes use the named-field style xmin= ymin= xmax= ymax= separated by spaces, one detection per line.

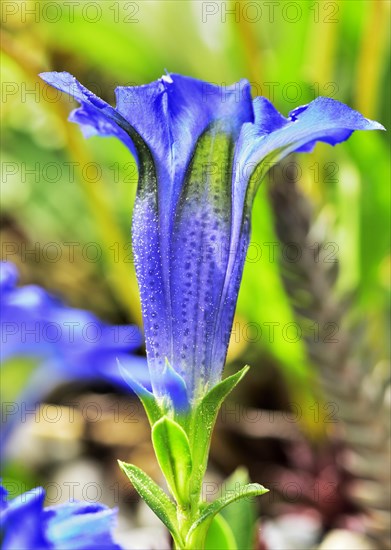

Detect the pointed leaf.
xmin=200 ymin=365 xmax=250 ymax=419
xmin=205 ymin=514 xmax=237 ymax=550
xmin=152 ymin=416 xmax=192 ymax=505
xmin=220 ymin=468 xmax=257 ymax=550
xmin=118 ymin=461 xmax=181 ymax=544
xmin=187 ymin=482 xmax=268 ymax=546
xmin=189 ymin=366 xmax=250 ymax=494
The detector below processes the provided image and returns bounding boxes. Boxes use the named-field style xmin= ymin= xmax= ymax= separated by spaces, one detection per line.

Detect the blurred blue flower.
xmin=0 ymin=483 xmax=121 ymax=549
xmin=1 ymin=261 xmax=149 ymax=447
xmin=39 ymin=72 xmax=384 ymax=409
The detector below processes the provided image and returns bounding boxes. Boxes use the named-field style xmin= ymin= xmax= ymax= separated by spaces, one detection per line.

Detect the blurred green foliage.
xmin=1 ymin=0 xmax=390 ymax=429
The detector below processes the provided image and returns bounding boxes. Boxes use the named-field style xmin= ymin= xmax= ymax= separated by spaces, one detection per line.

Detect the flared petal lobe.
xmin=39 ymin=71 xmax=138 ymax=158
xmin=215 ymin=97 xmax=385 ymax=386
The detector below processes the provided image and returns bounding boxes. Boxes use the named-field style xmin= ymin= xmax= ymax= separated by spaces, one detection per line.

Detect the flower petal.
xmin=169 ymin=124 xmax=235 ymax=395
xmin=161 ymin=359 xmax=189 ymax=413
xmin=1 ymin=484 xmax=121 ymax=550
xmin=1 ymin=488 xmax=50 ymax=549
xmin=215 ymin=97 xmax=385 ymax=379
xmin=117 ymin=357 xmax=153 ymax=395
xmin=44 ymin=501 xmax=121 ymax=549
xmin=1 ymin=263 xmax=145 ymax=453
xmin=115 ymin=74 xmax=253 ymax=203
xmin=239 ymin=96 xmax=384 ymax=172
xmin=231 ymin=96 xmax=384 ymax=237
xmin=128 ymin=75 xmax=253 ymax=398
xmin=39 ymin=71 xmax=139 ymax=160
xmin=0 ymin=262 xmax=19 ymax=291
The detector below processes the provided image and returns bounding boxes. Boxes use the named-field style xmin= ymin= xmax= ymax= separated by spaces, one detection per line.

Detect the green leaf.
xmin=118 ymin=460 xmax=181 ymax=544
xmin=205 ymin=513 xmax=237 ymax=550
xmin=201 ymin=365 xmax=250 ymax=416
xmin=189 ymin=366 xmax=250 ymax=497
xmin=192 ymin=365 xmax=250 ymax=448
xmin=220 ymin=468 xmax=258 ymax=550
xmin=187 ymin=482 xmax=268 ymax=547
xmin=152 ymin=416 xmax=193 ymax=505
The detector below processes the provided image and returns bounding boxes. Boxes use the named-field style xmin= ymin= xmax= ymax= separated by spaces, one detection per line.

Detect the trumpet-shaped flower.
xmin=39 ymin=72 xmax=384 ymax=410
xmin=0 ymin=484 xmax=121 ymax=549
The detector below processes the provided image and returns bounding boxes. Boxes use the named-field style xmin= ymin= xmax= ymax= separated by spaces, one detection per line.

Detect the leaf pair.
xmin=118 ymin=365 xmax=269 ymax=549
xmin=119 ymin=460 xmax=268 ymax=549
xmin=186 ymin=482 xmax=268 ymax=548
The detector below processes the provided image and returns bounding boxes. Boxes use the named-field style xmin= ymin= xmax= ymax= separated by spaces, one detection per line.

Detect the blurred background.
xmin=1 ymin=1 xmax=390 ymax=548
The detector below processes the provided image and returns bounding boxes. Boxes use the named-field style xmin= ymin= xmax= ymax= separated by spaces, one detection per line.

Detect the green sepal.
xmin=193 ymin=365 xmax=250 ymax=450
xmin=118 ymin=460 xmax=182 ymax=545
xmin=205 ymin=513 xmax=238 ymax=550
xmin=152 ymin=416 xmax=193 ymax=505
xmin=189 ymin=365 xmax=250 ymax=497
xmin=186 ymin=482 xmax=268 ymax=547
xmin=117 ymin=359 xmax=162 ymax=425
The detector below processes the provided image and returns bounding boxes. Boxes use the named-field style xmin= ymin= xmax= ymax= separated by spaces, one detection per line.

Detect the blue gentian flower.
xmin=39 ymin=72 xmax=384 ymax=410
xmin=1 ymin=261 xmax=149 ymax=447
xmin=0 ymin=484 xmax=121 ymax=549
